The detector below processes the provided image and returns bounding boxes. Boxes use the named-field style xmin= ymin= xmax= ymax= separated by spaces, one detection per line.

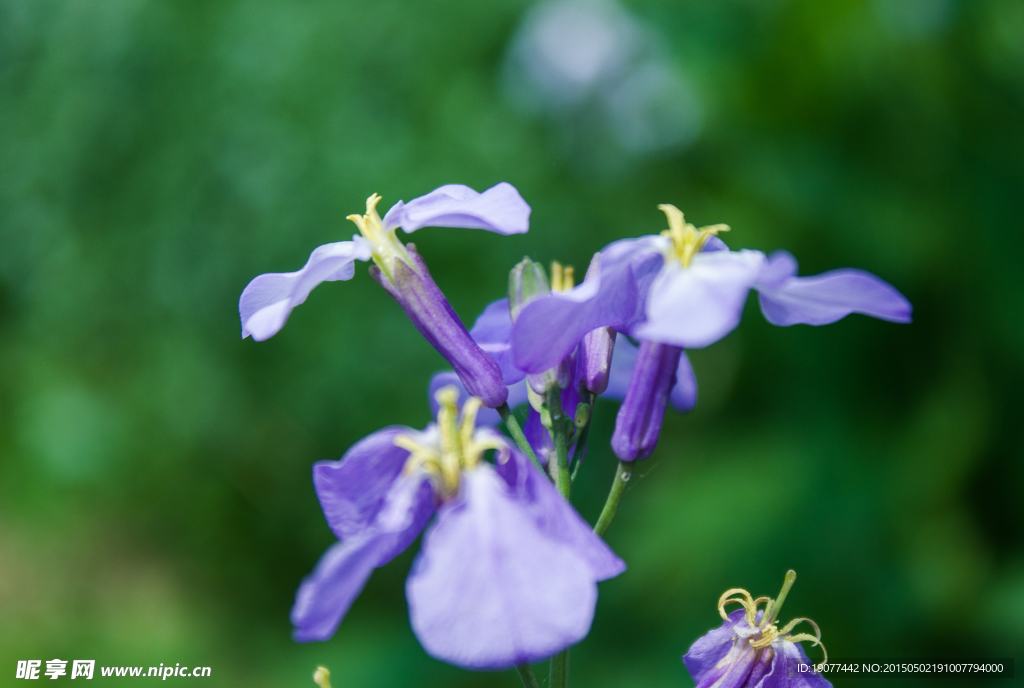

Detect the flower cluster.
xmin=240 ymin=182 xmax=907 ymax=684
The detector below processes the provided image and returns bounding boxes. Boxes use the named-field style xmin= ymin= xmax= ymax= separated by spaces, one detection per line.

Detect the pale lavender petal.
xmin=428 ymin=371 xmax=527 ymax=426
xmin=469 ymin=298 xmax=524 ymax=385
xmin=370 ymin=245 xmax=508 ymax=407
xmin=390 ymin=182 xmax=531 ymax=235
xmin=756 ymin=251 xmax=912 ymax=326
xmin=292 ymin=474 xmax=435 ymax=642
xmin=634 ymin=249 xmax=767 ymax=349
xmin=239 ymin=238 xmax=372 ymax=341
xmin=313 ymin=427 xmax=412 ymax=541
xmin=407 ymin=465 xmax=597 ymax=669
xmin=291 ymin=536 xmax=391 ymax=642
xmin=669 ymin=351 xmax=697 ymax=412
xmin=703 ymin=235 xmax=730 ymax=253
xmin=683 ymin=610 xmax=747 ymax=682
xmin=511 ymin=246 xmax=661 ymax=373
xmin=601 ymin=336 xmax=638 ymax=401
xmin=494 ymin=442 xmax=626 ymax=581
xmin=373 ymin=474 xmax=437 ymax=565
xmin=756 ymin=249 xmax=799 ymax=289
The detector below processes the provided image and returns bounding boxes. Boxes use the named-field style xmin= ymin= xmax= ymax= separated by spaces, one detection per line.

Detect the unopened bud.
xmin=574 ymin=402 xmax=590 ymax=430
xmin=508 ymin=257 xmax=550 ymax=321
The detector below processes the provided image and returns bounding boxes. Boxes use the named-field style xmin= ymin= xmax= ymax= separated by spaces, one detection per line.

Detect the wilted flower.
xmin=684 ymin=571 xmax=831 ymax=688
xmin=291 ymin=386 xmax=624 ymax=669
xmin=239 ymin=183 xmax=530 ymax=407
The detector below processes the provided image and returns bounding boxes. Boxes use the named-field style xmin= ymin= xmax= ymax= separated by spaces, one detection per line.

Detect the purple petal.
xmin=372 ymin=473 xmax=438 ymax=565
xmin=601 ymin=336 xmax=638 ymax=401
xmin=769 ymin=641 xmax=832 ymax=688
xmin=313 ymin=427 xmax=413 ymax=541
xmin=239 ymin=239 xmax=372 ymax=341
xmin=406 ymin=465 xmax=597 ymax=669
xmin=428 ymin=372 xmax=527 ymax=426
xmin=577 ymin=327 xmax=617 ymax=395
xmin=389 ymin=182 xmax=531 ymax=235
xmin=634 ymin=249 xmax=767 ymax=349
xmin=469 ymin=298 xmax=525 ymax=385
xmin=756 ymin=251 xmax=912 ymax=326
xmin=683 ymin=610 xmax=747 ymax=683
xmin=494 ymin=443 xmax=626 ymax=581
xmin=292 ymin=475 xmax=435 ymax=642
xmin=610 ymin=341 xmax=683 ymax=461
xmin=370 ymin=246 xmax=508 ymax=407
xmin=669 ymin=351 xmax=697 ymax=412
xmin=511 ymin=244 xmax=661 ymax=374
xmin=703 ymin=235 xmax=730 ymax=253
xmin=291 ymin=536 xmax=391 ymax=642
xmin=523 ymin=408 xmax=554 ymax=466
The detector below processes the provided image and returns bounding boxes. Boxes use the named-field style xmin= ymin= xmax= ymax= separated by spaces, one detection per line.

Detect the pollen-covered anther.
xmin=657 ymin=203 xmax=729 ymax=268
xmin=346 ymin=193 xmax=411 ymax=280
xmin=550 ymin=261 xmax=575 ymax=292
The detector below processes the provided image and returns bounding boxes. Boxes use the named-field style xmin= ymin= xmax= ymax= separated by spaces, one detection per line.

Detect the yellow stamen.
xmin=313 ymin=666 xmax=332 ymax=688
xmin=714 ymin=572 xmax=826 ymax=667
xmin=550 ymin=261 xmax=575 ymax=292
xmin=394 ymin=386 xmax=505 ymax=498
xmin=346 ymin=193 xmax=412 ymax=281
xmin=657 ymin=204 xmax=729 ymax=268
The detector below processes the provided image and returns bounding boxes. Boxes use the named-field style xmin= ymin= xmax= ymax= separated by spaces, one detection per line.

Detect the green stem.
xmin=515 ymin=664 xmax=541 ymax=688
xmin=569 ymin=409 xmax=591 ymax=483
xmin=545 ymin=388 xmax=571 ymax=498
xmin=497 ymin=403 xmax=543 ymax=472
xmin=593 ymin=461 xmax=634 ymax=537
xmin=549 ymin=649 xmax=569 ymax=688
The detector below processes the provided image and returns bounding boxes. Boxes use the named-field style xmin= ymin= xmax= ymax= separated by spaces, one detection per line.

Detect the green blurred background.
xmin=2 ymin=0 xmax=1022 ymax=685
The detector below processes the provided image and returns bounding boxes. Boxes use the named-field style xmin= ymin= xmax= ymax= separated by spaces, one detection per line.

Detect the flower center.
xmin=394 ymin=386 xmax=508 ymax=499
xmin=718 ymin=570 xmax=827 ymax=665
xmin=658 ymin=204 xmax=729 ymax=268
xmin=347 ymin=194 xmax=413 ymax=282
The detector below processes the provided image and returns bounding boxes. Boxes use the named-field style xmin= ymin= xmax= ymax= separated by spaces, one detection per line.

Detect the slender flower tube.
xmin=684 ymin=571 xmax=831 ymax=688
xmin=291 ymin=386 xmax=625 ymax=670
xmin=239 ymin=183 xmax=530 ymax=407
xmin=610 ymin=341 xmax=684 ymax=461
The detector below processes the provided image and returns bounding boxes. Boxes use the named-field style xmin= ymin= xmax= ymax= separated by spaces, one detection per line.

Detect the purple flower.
xmin=291 ymin=386 xmax=625 ymax=669
xmin=511 ymin=204 xmax=910 ymax=460
xmin=511 ymin=204 xmax=912 ymax=374
xmin=239 ymin=183 xmax=530 ymax=407
xmin=684 ymin=572 xmax=831 ymax=688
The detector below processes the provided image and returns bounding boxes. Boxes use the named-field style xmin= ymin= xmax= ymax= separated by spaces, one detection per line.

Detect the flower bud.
xmin=610 ymin=341 xmax=683 ymax=461
xmin=508 ymin=256 xmax=551 ymax=322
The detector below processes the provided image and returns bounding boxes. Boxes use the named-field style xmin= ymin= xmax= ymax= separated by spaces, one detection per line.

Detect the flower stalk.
xmin=549 ymin=650 xmax=569 ymax=688
xmin=516 ymin=664 xmax=541 ymax=688
xmin=545 ymin=386 xmax=572 ymax=498
xmin=496 ymin=403 xmax=544 ymax=472
xmin=593 ymin=461 xmax=634 ymax=537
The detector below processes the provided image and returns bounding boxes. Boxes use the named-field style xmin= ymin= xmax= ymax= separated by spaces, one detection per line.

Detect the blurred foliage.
xmin=1 ymin=0 xmax=1022 ymax=685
